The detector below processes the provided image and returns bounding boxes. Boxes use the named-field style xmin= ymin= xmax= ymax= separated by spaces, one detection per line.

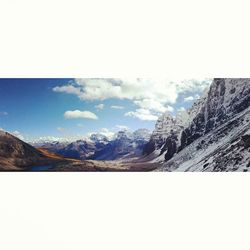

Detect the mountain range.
xmin=0 ymin=78 xmax=250 ymax=171
xmin=32 ymin=129 xmax=151 ymax=161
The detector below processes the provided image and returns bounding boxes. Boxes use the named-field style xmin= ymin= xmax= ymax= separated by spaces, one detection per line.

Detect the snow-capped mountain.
xmin=33 ymin=129 xmax=151 ymax=161
xmin=92 ymin=129 xmax=151 ymax=160
xmin=55 ymin=140 xmax=96 ymax=160
xmin=143 ymin=111 xmax=186 ymax=160
xmin=148 ymin=78 xmax=250 ymax=171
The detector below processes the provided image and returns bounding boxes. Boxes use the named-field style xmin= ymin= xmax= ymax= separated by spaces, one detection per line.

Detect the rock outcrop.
xmin=150 ymin=78 xmax=250 ymax=171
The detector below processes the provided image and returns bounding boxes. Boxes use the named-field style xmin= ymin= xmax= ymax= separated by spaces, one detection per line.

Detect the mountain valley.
xmin=1 ymin=78 xmax=250 ymax=171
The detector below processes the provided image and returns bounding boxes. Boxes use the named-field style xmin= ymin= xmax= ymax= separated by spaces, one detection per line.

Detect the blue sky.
xmin=0 ymin=78 xmax=212 ymax=141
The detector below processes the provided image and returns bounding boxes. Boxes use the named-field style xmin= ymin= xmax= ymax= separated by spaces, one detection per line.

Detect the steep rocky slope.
xmin=0 ymin=130 xmax=63 ymax=170
xmin=143 ymin=111 xmax=187 ymax=161
xmin=160 ymin=106 xmax=250 ymax=171
xmin=150 ymin=78 xmax=250 ymax=171
xmin=179 ymin=78 xmax=250 ymax=150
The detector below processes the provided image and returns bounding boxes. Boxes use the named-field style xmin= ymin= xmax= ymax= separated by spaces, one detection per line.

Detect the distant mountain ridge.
xmin=33 ymin=129 xmax=151 ymax=161
xmin=92 ymin=129 xmax=151 ymax=160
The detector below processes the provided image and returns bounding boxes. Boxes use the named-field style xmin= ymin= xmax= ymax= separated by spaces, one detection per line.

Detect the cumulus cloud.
xmin=110 ymin=105 xmax=124 ymax=109
xmin=134 ymin=99 xmax=174 ymax=113
xmin=115 ymin=125 xmax=130 ymax=131
xmin=184 ymin=94 xmax=200 ymax=102
xmin=64 ymin=110 xmax=98 ymax=120
xmin=53 ymin=78 xmax=212 ymax=115
xmin=95 ymin=103 xmax=104 ymax=110
xmin=184 ymin=96 xmax=195 ymax=102
xmin=99 ymin=128 xmax=115 ymax=139
xmin=87 ymin=128 xmax=115 ymax=140
xmin=125 ymin=109 xmax=159 ymax=121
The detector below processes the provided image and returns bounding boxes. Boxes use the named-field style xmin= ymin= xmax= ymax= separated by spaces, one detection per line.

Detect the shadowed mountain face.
xmin=91 ymin=129 xmax=151 ymax=160
xmin=0 ymin=130 xmax=55 ymax=170
xmin=34 ymin=129 xmax=151 ymax=161
xmin=145 ymin=78 xmax=250 ymax=171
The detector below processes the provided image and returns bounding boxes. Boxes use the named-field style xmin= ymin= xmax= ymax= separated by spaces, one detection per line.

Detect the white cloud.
xmin=134 ymin=99 xmax=174 ymax=113
xmin=110 ymin=105 xmax=124 ymax=109
xmin=64 ymin=110 xmax=98 ymax=120
xmin=125 ymin=109 xmax=159 ymax=121
xmin=184 ymin=94 xmax=200 ymax=102
xmin=53 ymin=78 xmax=211 ymax=116
xmin=37 ymin=136 xmax=65 ymax=142
xmin=53 ymin=85 xmax=82 ymax=96
xmin=115 ymin=125 xmax=130 ymax=131
xmin=99 ymin=128 xmax=115 ymax=139
xmin=87 ymin=128 xmax=115 ymax=140
xmin=184 ymin=96 xmax=195 ymax=102
xmin=95 ymin=103 xmax=104 ymax=110
xmin=11 ymin=130 xmax=25 ymax=140
xmin=30 ymin=136 xmax=85 ymax=143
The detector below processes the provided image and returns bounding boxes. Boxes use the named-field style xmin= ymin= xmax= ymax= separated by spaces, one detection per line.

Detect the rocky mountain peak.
xmin=133 ymin=129 xmax=151 ymax=141
xmin=143 ymin=111 xmax=186 ymax=156
xmin=180 ymin=78 xmax=250 ymax=150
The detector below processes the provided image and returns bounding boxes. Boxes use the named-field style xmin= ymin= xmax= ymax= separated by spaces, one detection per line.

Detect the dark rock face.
xmin=179 ymin=78 xmax=250 ymax=151
xmin=143 ymin=112 xmax=185 ymax=156
xmin=242 ymin=135 xmax=250 ymax=148
xmin=57 ymin=140 xmax=96 ymax=160
xmin=92 ymin=130 xmax=150 ymax=160
xmin=160 ymin=134 xmax=178 ymax=161
xmin=143 ymin=140 xmax=156 ymax=155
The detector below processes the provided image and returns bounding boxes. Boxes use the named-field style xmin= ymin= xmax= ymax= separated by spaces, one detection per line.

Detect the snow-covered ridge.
xmin=31 ymin=128 xmax=152 ymax=161
xmin=149 ymin=78 xmax=250 ymax=171
xmin=180 ymin=78 xmax=250 ymax=149
xmin=160 ymin=105 xmax=250 ymax=172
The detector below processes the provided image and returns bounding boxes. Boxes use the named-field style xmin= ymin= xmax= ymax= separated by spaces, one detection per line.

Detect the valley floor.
xmin=45 ymin=159 xmax=159 ymax=172
xmin=29 ymin=148 xmax=159 ymax=172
